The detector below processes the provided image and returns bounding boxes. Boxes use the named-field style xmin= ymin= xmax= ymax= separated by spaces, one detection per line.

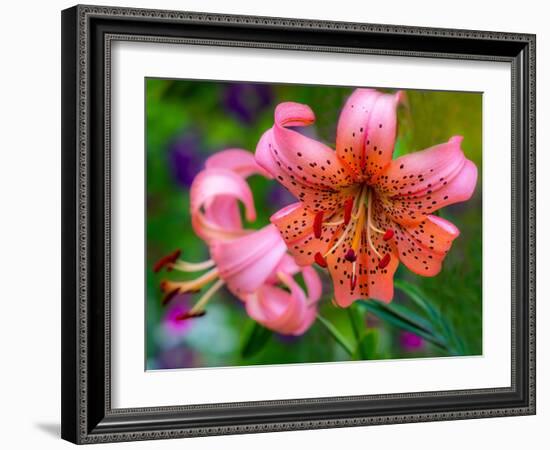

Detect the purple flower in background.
xmin=162 ymin=294 xmax=194 ymax=337
xmin=223 ymin=83 xmax=273 ymax=124
xmin=400 ymin=331 xmax=425 ymax=351
xmin=267 ymin=184 xmax=296 ymax=210
xmin=168 ymin=132 xmax=204 ymax=188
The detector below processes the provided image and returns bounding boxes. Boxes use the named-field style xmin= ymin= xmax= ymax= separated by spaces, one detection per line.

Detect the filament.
xmin=189 ymin=279 xmax=225 ymax=314
xmin=172 ymin=259 xmax=215 ymax=272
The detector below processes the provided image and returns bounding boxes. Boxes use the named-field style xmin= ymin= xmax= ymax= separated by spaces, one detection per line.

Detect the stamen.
xmin=378 ymin=253 xmax=391 ymax=269
xmin=313 ymin=211 xmax=324 ymax=239
xmin=369 ymin=222 xmax=385 ymax=234
xmin=153 ymin=249 xmax=181 ymax=273
xmin=350 ymin=205 xmax=365 ymax=252
xmin=324 ymin=220 xmax=354 ymax=257
xmin=366 ymin=189 xmax=382 ymax=259
xmin=161 ymin=287 xmax=180 ymax=305
xmin=175 ymin=310 xmax=207 ymax=321
xmin=314 ymin=252 xmax=328 ymax=268
xmin=350 ymin=273 xmax=357 ymax=291
xmin=171 ymin=259 xmax=215 ymax=272
xmin=323 ymin=186 xmax=368 ymax=258
xmin=324 ymin=219 xmax=344 ymax=226
xmin=344 ymin=248 xmax=357 ymax=262
xmin=383 ymin=229 xmax=394 ymax=241
xmin=189 ymin=279 xmax=225 ymax=315
xmin=160 ymin=267 xmax=219 ymax=295
xmin=343 ymin=197 xmax=354 ymax=225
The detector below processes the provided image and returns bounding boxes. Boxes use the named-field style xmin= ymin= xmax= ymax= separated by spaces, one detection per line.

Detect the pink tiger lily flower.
xmin=256 ymin=88 xmax=477 ymax=307
xmin=154 ymin=148 xmax=322 ymax=336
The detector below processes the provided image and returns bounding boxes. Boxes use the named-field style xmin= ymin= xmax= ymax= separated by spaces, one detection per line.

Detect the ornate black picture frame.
xmin=61 ymin=4 xmax=536 ymax=444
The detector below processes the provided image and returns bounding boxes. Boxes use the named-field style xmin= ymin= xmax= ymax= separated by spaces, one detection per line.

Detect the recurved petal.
xmin=336 ymin=88 xmax=403 ymax=181
xmin=204 ymin=196 xmax=242 ymax=233
xmin=375 ymin=136 xmax=467 ymax=196
xmin=210 ymin=224 xmax=287 ymax=296
xmin=282 ymin=266 xmax=323 ymax=335
xmin=383 ymin=162 xmax=477 ymax=226
xmin=394 ymin=215 xmax=460 ymax=276
xmin=244 ymin=284 xmax=304 ymax=335
xmin=272 ymin=102 xmax=348 ymax=185
xmin=255 ymin=103 xmax=355 ymax=212
xmin=205 ymin=148 xmax=272 ymax=179
xmin=190 ymin=168 xmax=256 ymax=242
xmin=301 ymin=266 xmax=323 ymax=304
xmin=244 ymin=265 xmax=319 ymax=336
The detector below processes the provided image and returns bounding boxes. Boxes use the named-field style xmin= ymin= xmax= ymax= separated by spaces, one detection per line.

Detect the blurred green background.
xmin=145 ymin=78 xmax=482 ymax=370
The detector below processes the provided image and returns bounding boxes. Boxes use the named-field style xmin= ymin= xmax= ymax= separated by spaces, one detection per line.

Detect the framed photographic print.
xmin=61 ymin=4 xmax=536 ymax=444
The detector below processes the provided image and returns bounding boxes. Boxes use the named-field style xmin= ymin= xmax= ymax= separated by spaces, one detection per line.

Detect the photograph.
xmin=145 ymin=80 xmax=482 ymax=370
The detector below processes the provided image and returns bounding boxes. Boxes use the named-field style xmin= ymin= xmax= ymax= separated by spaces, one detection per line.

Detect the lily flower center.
xmin=313 ymin=183 xmax=394 ymax=291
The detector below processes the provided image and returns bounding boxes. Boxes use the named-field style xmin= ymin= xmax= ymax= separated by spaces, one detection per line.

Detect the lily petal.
xmin=204 ymin=196 xmax=243 ymax=232
xmin=375 ymin=137 xmax=478 ymax=225
xmin=190 ymin=168 xmax=256 ymax=242
xmin=255 ymin=102 xmax=354 ymax=212
xmin=327 ymin=220 xmax=398 ymax=307
xmin=245 ymin=284 xmax=303 ymax=335
xmin=394 ymin=215 xmax=460 ymax=276
xmin=302 ymin=266 xmax=323 ymax=305
xmin=336 ymin=89 xmax=403 ymax=181
xmin=205 ymin=148 xmax=272 ymax=179
xmin=210 ymin=224 xmax=287 ymax=296
xmin=245 ymin=268 xmax=320 ymax=335
xmin=290 ymin=266 xmax=322 ymax=335
xmin=270 ymin=202 xmax=341 ymax=266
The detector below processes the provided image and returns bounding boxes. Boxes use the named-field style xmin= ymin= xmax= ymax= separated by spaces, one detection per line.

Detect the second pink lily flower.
xmin=256 ymin=88 xmax=478 ymax=307
xmin=155 ymin=149 xmax=322 ymax=336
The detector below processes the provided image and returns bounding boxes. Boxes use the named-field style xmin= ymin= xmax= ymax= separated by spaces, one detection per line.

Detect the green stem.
xmin=316 ymin=314 xmax=354 ymax=356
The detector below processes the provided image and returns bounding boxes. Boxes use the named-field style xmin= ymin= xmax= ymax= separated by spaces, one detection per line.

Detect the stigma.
xmin=309 ymin=186 xmax=396 ymax=291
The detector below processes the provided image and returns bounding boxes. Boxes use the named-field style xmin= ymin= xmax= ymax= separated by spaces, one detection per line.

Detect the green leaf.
xmin=240 ymin=320 xmax=273 ymax=359
xmin=394 ymin=279 xmax=465 ymax=355
xmin=353 ymin=330 xmax=379 ymax=360
xmin=394 ymin=279 xmax=441 ymax=322
xmin=359 ymin=300 xmax=448 ymax=351
xmin=316 ymin=314 xmax=354 ymax=356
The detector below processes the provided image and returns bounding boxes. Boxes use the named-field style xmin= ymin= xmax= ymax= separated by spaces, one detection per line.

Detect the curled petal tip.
xmin=274 ymin=102 xmax=315 ymax=127
xmin=449 ymin=135 xmax=464 ymax=145
xmin=395 ymin=90 xmax=406 ymax=105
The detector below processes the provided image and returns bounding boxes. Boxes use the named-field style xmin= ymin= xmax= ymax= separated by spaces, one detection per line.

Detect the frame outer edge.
xmin=64 ymin=4 xmax=537 ymax=444
xmin=527 ymin=33 xmax=536 ymax=414
xmin=61 ymin=5 xmax=80 ymax=445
